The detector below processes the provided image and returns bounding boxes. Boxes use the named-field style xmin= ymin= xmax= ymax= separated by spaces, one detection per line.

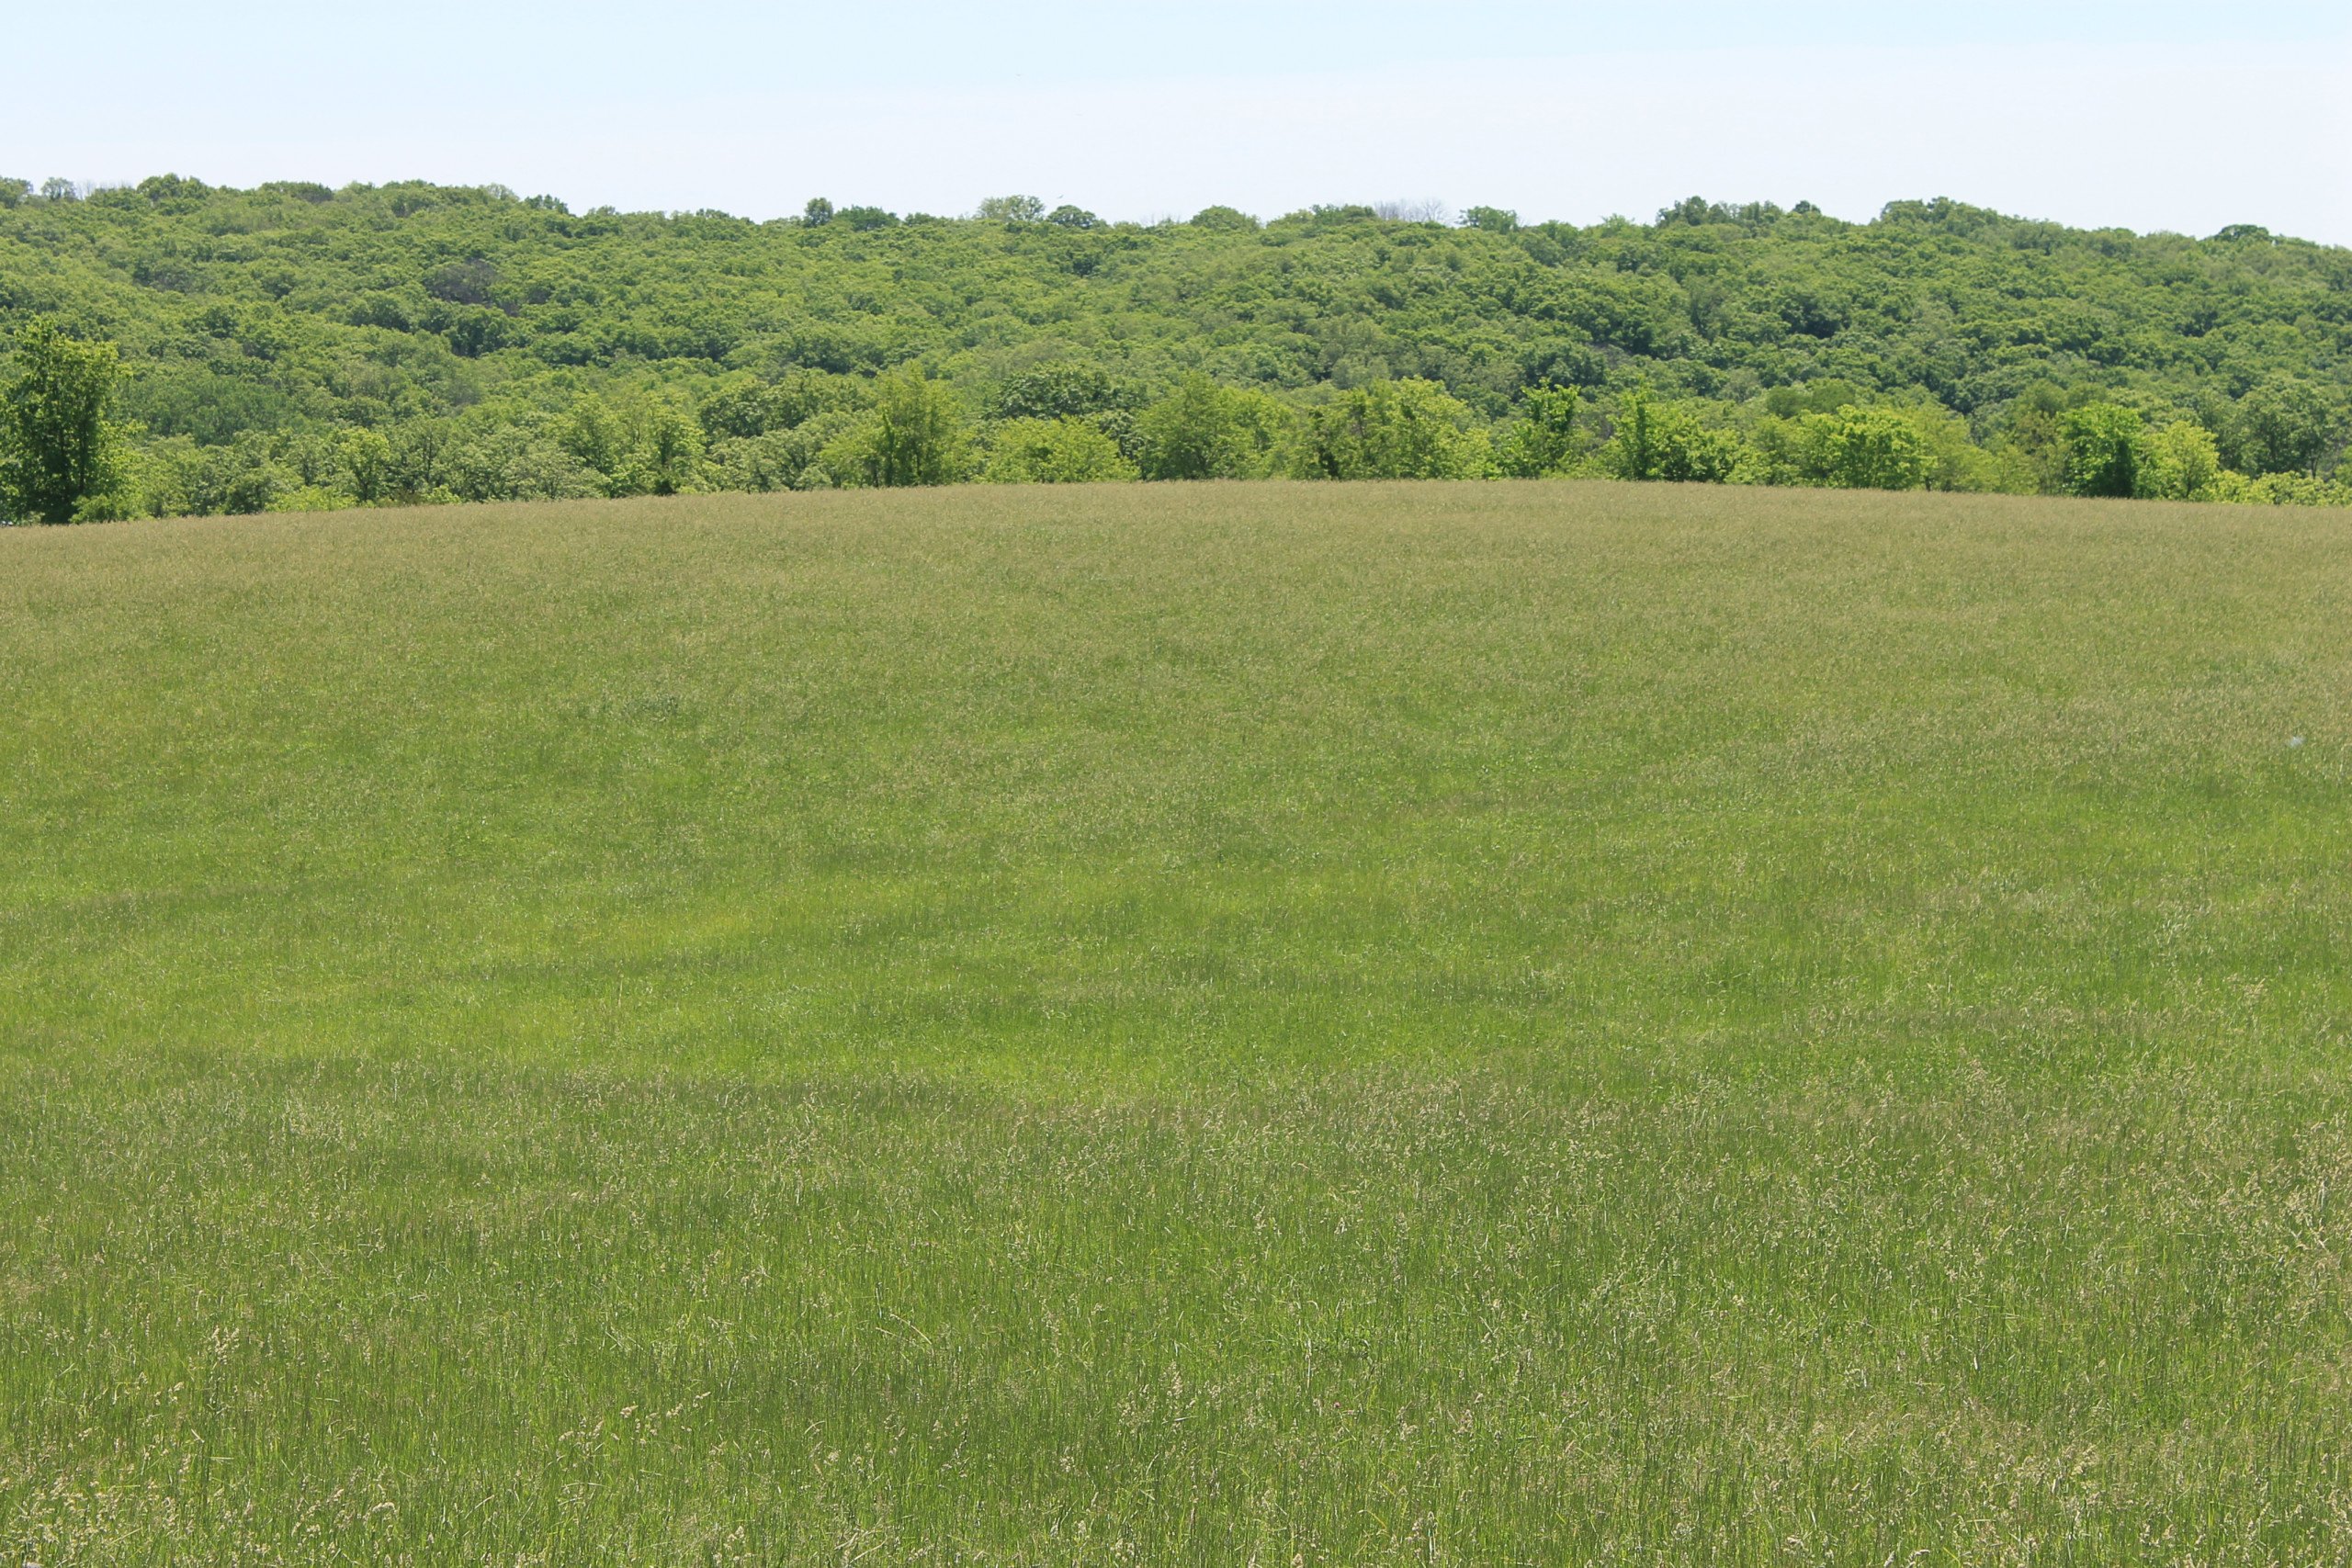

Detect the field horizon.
xmin=5 ymin=480 xmax=2350 ymax=1563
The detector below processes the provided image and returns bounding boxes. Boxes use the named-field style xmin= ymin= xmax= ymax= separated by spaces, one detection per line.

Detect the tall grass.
xmin=3 ymin=482 xmax=2349 ymax=1563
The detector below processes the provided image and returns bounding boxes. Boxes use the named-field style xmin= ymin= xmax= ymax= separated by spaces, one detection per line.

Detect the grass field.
xmin=3 ymin=480 xmax=2349 ymax=1565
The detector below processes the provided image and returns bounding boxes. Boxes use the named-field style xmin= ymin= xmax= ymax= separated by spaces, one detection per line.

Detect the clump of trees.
xmin=2041 ymin=393 xmax=2346 ymax=503
xmin=9 ymin=327 xmax=2345 ymax=523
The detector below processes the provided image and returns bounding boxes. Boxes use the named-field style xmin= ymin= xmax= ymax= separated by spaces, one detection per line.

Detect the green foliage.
xmin=691 ymin=370 xmax=875 ymax=493
xmin=2139 ymin=420 xmax=2225 ymax=501
xmin=981 ymin=416 xmax=1136 ymax=483
xmin=4 ymin=179 xmax=2350 ymax=516
xmin=699 ymin=369 xmax=870 ymax=443
xmin=1134 ymin=375 xmax=1295 ymax=480
xmin=1905 ymin=404 xmax=2028 ymax=494
xmin=707 ymin=409 xmax=865 ymax=493
xmin=0 ymin=317 xmax=131 ymax=523
xmin=1754 ymin=399 xmax=2020 ymax=494
xmin=1600 ymin=389 xmax=1745 ymax=483
xmin=1804 ymin=405 xmax=1934 ymax=491
xmin=1307 ymin=378 xmax=1492 ymax=479
xmin=2214 ymin=468 xmax=2352 ymax=507
xmin=1495 ymin=385 xmax=1580 ymax=478
xmin=616 ymin=399 xmax=706 ymax=497
xmin=1187 ymin=205 xmax=1259 ymax=231
xmin=976 ymin=195 xmax=1046 ymax=222
xmin=2229 ymin=377 xmax=2342 ymax=478
xmin=831 ymin=366 xmax=972 ymax=488
xmin=990 ymin=363 xmax=1136 ymax=423
xmin=2059 ymin=404 xmax=2146 ymax=499
xmin=338 ymin=427 xmax=395 ymax=504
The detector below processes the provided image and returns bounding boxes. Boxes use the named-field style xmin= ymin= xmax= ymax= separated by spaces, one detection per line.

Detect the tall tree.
xmin=2058 ymin=404 xmax=2145 ymax=498
xmin=0 ymin=317 xmax=129 ymax=524
xmin=1496 ymin=386 xmax=1579 ymax=477
xmin=1308 ymin=378 xmax=1491 ymax=480
xmin=976 ymin=195 xmax=1045 ymax=222
xmin=845 ymin=367 xmax=970 ymax=487
xmin=1806 ymin=406 xmax=1933 ymax=491
xmin=1136 ymin=376 xmax=1244 ymax=480
xmin=2139 ymin=421 xmax=2223 ymax=500
xmin=1134 ymin=376 xmax=1294 ymax=481
xmin=2231 ymin=378 xmax=2340 ymax=478
xmin=622 ymin=400 xmax=707 ymax=496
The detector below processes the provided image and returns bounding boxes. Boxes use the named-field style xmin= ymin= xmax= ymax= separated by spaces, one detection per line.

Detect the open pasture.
xmin=3 ymin=481 xmax=2349 ymax=1564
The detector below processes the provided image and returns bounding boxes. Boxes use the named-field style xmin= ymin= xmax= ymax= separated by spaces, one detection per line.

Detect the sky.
xmin=10 ymin=1 xmax=2351 ymax=243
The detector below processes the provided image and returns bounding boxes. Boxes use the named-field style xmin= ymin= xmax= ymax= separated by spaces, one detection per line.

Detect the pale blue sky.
xmin=13 ymin=2 xmax=2351 ymax=240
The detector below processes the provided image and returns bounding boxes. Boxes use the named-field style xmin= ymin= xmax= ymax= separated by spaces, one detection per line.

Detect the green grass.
xmin=3 ymin=481 xmax=2349 ymax=1565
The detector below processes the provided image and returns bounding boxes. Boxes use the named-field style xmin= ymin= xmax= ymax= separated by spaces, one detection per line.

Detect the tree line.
xmin=2 ymin=178 xmax=2348 ymax=521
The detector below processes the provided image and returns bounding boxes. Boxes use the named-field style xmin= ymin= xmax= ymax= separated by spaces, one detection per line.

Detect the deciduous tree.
xmin=833 ymin=367 xmax=971 ymax=487
xmin=2058 ymin=404 xmax=2145 ymax=498
xmin=0 ymin=317 xmax=130 ymax=523
xmin=982 ymin=417 xmax=1135 ymax=483
xmin=1308 ymin=378 xmax=1491 ymax=479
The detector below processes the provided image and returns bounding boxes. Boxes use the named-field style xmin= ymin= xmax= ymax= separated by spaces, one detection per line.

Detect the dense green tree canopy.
xmin=0 ymin=177 xmax=2346 ymax=517
xmin=0 ymin=317 xmax=130 ymax=523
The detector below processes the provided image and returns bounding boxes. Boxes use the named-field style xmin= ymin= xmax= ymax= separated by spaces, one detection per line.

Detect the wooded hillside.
xmin=2 ymin=177 xmax=2346 ymax=514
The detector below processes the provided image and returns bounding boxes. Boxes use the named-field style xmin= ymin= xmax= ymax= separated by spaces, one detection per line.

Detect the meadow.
xmin=2 ymin=480 xmax=2349 ymax=1565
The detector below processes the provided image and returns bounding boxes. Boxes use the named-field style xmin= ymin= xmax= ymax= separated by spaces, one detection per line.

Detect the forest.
xmin=1 ymin=175 xmax=2348 ymax=521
